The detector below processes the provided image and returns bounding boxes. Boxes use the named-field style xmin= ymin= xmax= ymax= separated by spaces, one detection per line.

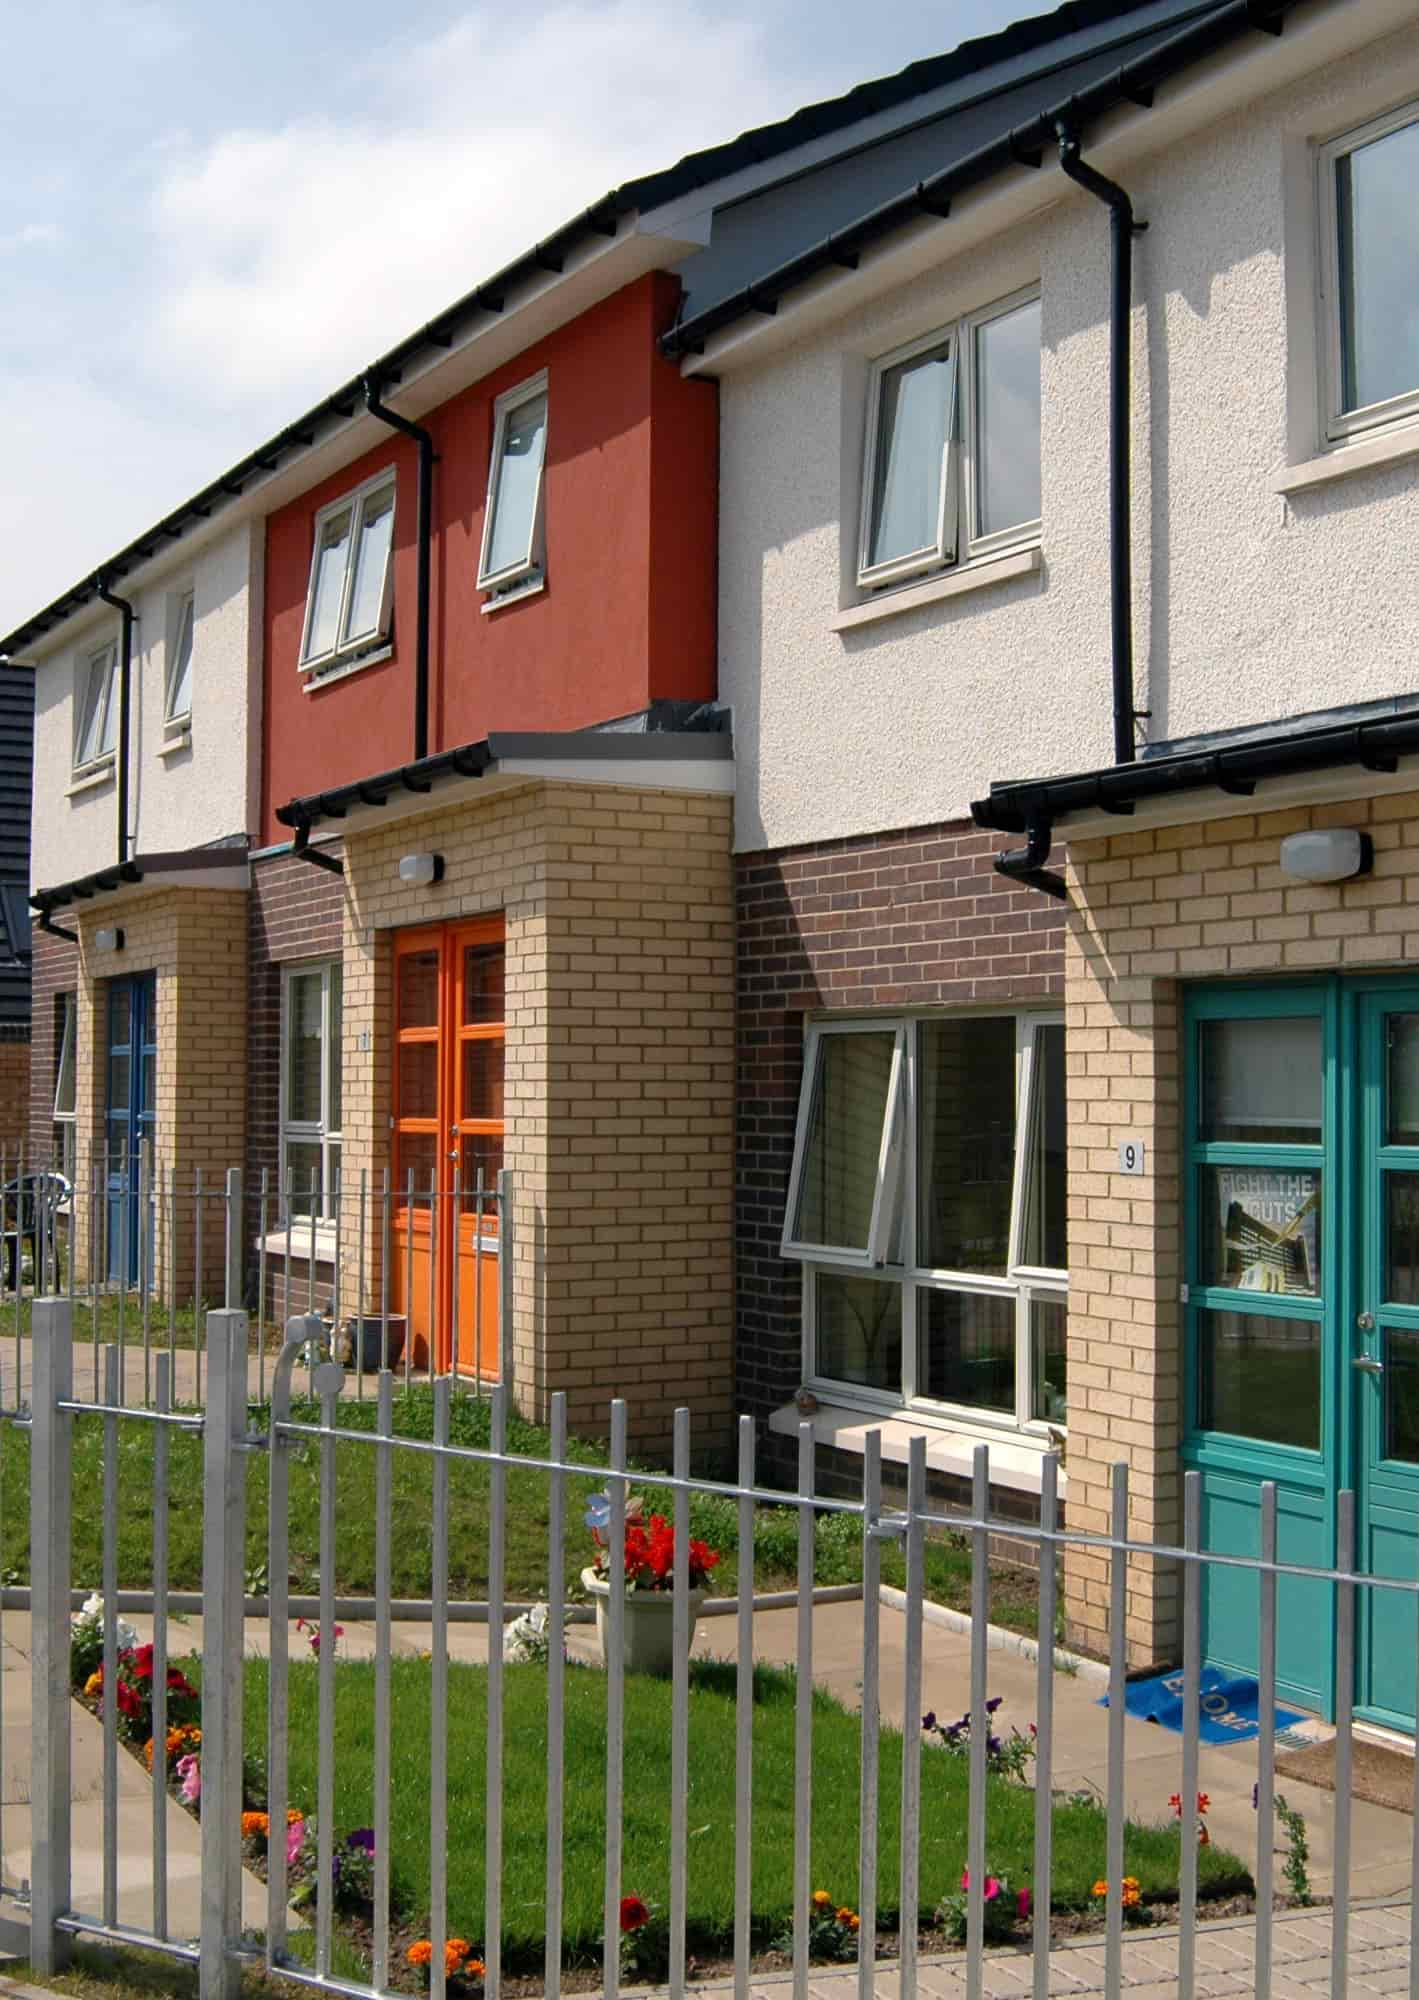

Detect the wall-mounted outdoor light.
xmin=93 ymin=926 xmax=125 ymax=953
xmin=398 ymin=852 xmax=444 ymax=887
xmin=1279 ymin=829 xmax=1373 ymax=885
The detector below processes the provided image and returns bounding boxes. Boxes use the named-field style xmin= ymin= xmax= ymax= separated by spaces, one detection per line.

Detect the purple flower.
xmin=345 ymin=1828 xmax=376 ymax=1851
xmin=1252 ymin=1782 xmax=1260 ymax=1811
xmin=988 ymin=1735 xmax=1002 ymax=1756
xmin=986 ymin=1696 xmax=1004 ymax=1714
xmin=922 ymin=1711 xmax=937 ymax=1731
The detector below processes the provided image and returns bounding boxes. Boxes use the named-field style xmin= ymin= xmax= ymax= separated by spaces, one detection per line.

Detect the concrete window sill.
xmin=832 ymin=545 xmax=1042 ymax=634
xmin=1276 ymin=422 xmax=1419 ymax=495
xmin=768 ymin=1399 xmax=1066 ymax=1498
xmin=480 ymin=575 xmax=546 ymax=615
xmin=66 ymin=759 xmax=115 ymax=798
xmin=301 ymin=644 xmax=393 ymax=693
xmin=255 ymin=1225 xmax=337 ymax=1261
xmin=158 ymin=730 xmax=192 ymax=758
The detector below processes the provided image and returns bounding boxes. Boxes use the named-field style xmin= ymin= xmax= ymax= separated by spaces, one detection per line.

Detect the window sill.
xmin=1276 ymin=422 xmax=1419 ymax=496
xmin=301 ymin=644 xmax=393 ymax=693
xmin=480 ymin=574 xmax=545 ymax=615
xmin=256 ymin=1224 xmax=338 ymax=1260
xmin=158 ymin=728 xmax=192 ymax=758
xmin=832 ymin=544 xmax=1042 ymax=633
xmin=768 ymin=1399 xmax=1066 ymax=1498
xmin=67 ymin=759 xmax=115 ymax=797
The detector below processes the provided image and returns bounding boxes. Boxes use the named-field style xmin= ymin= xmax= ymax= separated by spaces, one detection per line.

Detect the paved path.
xmin=0 ymin=1331 xmax=428 ymax=1411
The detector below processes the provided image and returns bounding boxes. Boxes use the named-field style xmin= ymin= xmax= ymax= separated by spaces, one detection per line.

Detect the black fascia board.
xmin=661 ymin=0 xmax=1298 ymax=358
xmin=969 ymin=704 xmax=1419 ymax=835
xmin=32 ymin=842 xmax=249 ymax=916
xmin=276 ymin=741 xmax=497 ymax=834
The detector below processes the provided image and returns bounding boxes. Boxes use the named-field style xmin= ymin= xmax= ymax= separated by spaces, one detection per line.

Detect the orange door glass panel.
xmin=391 ymin=920 xmax=505 ymax=1377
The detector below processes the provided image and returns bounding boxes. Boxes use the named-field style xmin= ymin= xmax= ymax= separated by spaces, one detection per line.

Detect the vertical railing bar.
xmin=669 ymin=1407 xmax=691 ymax=1999
xmin=430 ymin=1378 xmax=451 ymax=2000
xmin=258 ymin=1168 xmax=270 ymax=1405
xmin=449 ymin=1166 xmax=461 ymax=1387
xmin=199 ymin=1311 xmax=247 ymax=2000
xmin=354 ymin=1172 xmax=366 ymax=1403
xmin=733 ymin=1415 xmax=755 ymax=2000
xmin=898 ymin=1435 xmax=926 ymax=2000
xmin=15 ymin=1137 xmax=24 ymax=1401
xmin=1254 ymin=1480 xmax=1277 ymax=2000
xmin=426 ymin=1170 xmax=438 ymax=1374
xmin=140 ymin=1140 xmax=152 ymax=1405
xmin=1104 ymin=1461 xmax=1128 ymax=2000
xmin=166 ymin=1164 xmax=177 ymax=1380
xmin=545 ymin=1392 xmax=567 ymax=2000
xmin=332 ymin=1167 xmax=343 ymax=1358
xmin=266 ymin=1324 xmax=311 ymax=1967
xmin=858 ymin=1429 xmax=884 ymax=2000
xmin=117 ymin=1150 xmax=129 ymax=1398
xmin=307 ymin=1167 xmax=318 ymax=1316
xmin=92 ymin=1150 xmax=103 ymax=1401
xmin=486 ymin=1383 xmax=507 ymax=1999
xmin=284 ymin=1170 xmax=294 ymax=1380
xmin=31 ymin=1298 xmax=74 ymax=1978
xmin=602 ymin=1399 xmax=627 ymax=2000
xmin=1032 ymin=1454 xmax=1059 ymax=2000
xmin=193 ymin=1167 xmax=204 ymax=1401
xmin=379 ymin=1168 xmax=391 ymax=1377
xmin=1330 ymin=1489 xmax=1355 ymax=2000
xmin=372 ymin=1370 xmax=395 ymax=1991
xmin=472 ymin=1169 xmax=483 ymax=1395
xmin=315 ymin=1360 xmax=338 ymax=1978
xmin=1178 ymin=1470 xmax=1202 ymax=2000
xmin=792 ymin=1420 xmax=813 ymax=2000
xmin=965 ymin=1446 xmax=989 ymax=2000
xmin=101 ymin=1341 xmax=120 ymax=1929
xmin=497 ymin=1169 xmax=514 ymax=1403
xmin=152 ymin=1350 xmax=172 ymax=1941
xmin=403 ymin=1169 xmax=415 ymax=1396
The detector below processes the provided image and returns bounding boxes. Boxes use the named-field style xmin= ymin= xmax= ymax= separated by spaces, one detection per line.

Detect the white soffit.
xmin=1057 ymin=752 xmax=1419 ymax=843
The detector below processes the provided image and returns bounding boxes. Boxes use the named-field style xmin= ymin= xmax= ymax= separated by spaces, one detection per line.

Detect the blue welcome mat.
xmin=1099 ymin=1666 xmax=1305 ymax=1744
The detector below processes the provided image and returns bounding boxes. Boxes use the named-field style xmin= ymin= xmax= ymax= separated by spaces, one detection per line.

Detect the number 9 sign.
xmin=1117 ymin=1137 xmax=1146 ymax=1176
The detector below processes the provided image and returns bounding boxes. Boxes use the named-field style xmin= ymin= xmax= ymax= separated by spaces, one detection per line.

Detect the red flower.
xmin=126 ymin=1643 xmax=155 ymax=1681
xmin=116 ymin=1679 xmax=143 ymax=1718
xmin=619 ymin=1896 xmax=649 ymax=1933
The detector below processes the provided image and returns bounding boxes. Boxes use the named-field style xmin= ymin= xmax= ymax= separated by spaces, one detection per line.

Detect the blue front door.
xmin=106 ymin=974 xmax=156 ymax=1285
xmin=1185 ymin=977 xmax=1419 ymax=1731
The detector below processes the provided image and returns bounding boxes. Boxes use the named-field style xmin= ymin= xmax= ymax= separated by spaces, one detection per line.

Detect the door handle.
xmin=1353 ymin=1355 xmax=1384 ymax=1376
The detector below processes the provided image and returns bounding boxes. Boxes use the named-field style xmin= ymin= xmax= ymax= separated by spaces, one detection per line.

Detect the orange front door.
xmin=391 ymin=919 xmax=504 ymax=1377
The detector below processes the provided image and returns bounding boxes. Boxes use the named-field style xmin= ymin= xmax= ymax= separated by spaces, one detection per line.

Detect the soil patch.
xmin=1275 ymin=1734 xmax=1415 ymax=1815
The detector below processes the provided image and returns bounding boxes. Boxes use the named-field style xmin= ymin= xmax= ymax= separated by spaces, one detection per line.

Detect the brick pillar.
xmin=1062 ymin=833 xmax=1183 ymax=1667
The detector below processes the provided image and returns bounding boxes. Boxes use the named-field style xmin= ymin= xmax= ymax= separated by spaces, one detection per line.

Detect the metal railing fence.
xmin=15 ymin=1302 xmax=1419 ymax=2000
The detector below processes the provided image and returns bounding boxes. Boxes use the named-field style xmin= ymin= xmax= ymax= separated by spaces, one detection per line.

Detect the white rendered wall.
xmin=31 ymin=519 xmax=263 ymax=893
xmin=718 ymin=17 xmax=1419 ymax=854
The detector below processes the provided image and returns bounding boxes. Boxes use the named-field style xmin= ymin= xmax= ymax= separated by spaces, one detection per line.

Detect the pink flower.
xmin=1017 ymin=1888 xmax=1031 ymax=1920
xmin=287 ymin=1817 xmax=306 ymax=1866
xmin=176 ymin=1754 xmax=201 ymax=1805
xmin=984 ymin=1877 xmax=1001 ymax=1902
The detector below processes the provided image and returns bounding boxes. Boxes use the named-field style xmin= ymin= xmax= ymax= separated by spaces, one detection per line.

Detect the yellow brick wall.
xmin=1063 ymin=790 xmax=1419 ymax=1661
xmin=71 ymin=888 xmax=248 ymax=1301
xmin=340 ymin=779 xmax=735 ymax=1454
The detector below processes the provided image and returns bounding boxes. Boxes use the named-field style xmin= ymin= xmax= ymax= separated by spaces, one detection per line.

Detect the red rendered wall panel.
xmin=261 ymin=272 xmax=718 ymax=843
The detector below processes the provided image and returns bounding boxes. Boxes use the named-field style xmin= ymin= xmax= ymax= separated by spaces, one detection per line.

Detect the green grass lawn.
xmin=0 ymin=1389 xmax=1046 ymax=1632
xmin=253 ymin=1655 xmax=1248 ymax=1968
xmin=9 ymin=1294 xmax=285 ymax=1354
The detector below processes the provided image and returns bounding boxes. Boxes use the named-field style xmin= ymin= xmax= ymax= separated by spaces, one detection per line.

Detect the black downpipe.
xmin=292 ymin=821 xmax=345 ymax=878
xmin=1056 ymin=126 xmax=1146 ymax=769
xmin=363 ymin=376 xmax=435 ymax=763
xmin=994 ymin=815 xmax=1067 ymax=902
xmin=95 ymin=576 xmax=135 ymax=868
xmin=37 ymin=909 xmax=78 ymax=945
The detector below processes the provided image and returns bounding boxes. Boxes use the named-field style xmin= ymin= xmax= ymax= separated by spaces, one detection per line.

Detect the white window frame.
xmin=856 ymin=287 xmax=1041 ymax=595
xmin=298 ymin=468 xmax=396 ymax=676
xmin=789 ymin=1009 xmax=1067 ymax=1436
xmin=781 ymin=1021 xmax=908 ymax=1269
xmin=477 ymin=370 xmax=549 ymax=596
xmin=1317 ymin=97 xmax=1419 ymax=445
xmin=53 ymin=992 xmax=76 ymax=1181
xmin=74 ymin=641 xmax=118 ymax=772
xmin=279 ymin=960 xmax=342 ymax=1222
xmin=164 ymin=587 xmax=195 ymax=727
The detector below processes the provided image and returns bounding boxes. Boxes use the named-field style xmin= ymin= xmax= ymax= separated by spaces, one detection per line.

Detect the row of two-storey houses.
xmin=11 ymin=0 xmax=1419 ymax=1729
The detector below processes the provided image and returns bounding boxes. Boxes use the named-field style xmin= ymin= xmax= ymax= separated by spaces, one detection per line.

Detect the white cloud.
xmin=0 ymin=222 xmax=63 ymax=253
xmin=144 ymin=2 xmax=811 ymax=413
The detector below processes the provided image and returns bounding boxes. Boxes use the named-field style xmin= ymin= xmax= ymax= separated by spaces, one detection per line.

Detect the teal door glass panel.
xmin=105 ymin=973 xmax=156 ymax=1286
xmin=1356 ymin=992 xmax=1419 ymax=1729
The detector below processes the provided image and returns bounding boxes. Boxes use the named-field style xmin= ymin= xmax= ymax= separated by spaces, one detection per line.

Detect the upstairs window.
xmin=165 ymin=589 xmax=195 ymax=724
xmin=784 ymin=1012 xmax=1067 ymax=1429
xmin=858 ymin=290 xmax=1041 ymax=592
xmin=299 ymin=472 xmax=396 ymax=674
xmin=478 ymin=373 xmax=548 ymax=597
xmin=74 ymin=642 xmax=118 ymax=769
xmin=1321 ymin=100 xmax=1419 ymax=441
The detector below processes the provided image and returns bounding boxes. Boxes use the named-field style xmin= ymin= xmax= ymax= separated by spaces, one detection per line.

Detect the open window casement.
xmin=53 ymin=995 xmax=76 ymax=1122
xmin=1007 ymin=1015 xmax=1067 ymax=1279
xmin=74 ymin=643 xmax=118 ymax=768
xmin=782 ymin=1024 xmax=908 ymax=1267
xmin=857 ymin=334 xmax=959 ymax=591
xmin=299 ymin=473 xmax=396 ymax=673
xmin=478 ymin=373 xmax=549 ymax=593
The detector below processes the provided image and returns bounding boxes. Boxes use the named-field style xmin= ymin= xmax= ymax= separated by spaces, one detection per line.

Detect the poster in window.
xmin=1208 ymin=1169 xmax=1321 ymax=1297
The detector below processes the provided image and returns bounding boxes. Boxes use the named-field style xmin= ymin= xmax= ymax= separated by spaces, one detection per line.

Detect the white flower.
xmin=72 ymin=1595 xmax=137 ymax=1651
xmin=79 ymin=1593 xmax=103 ymax=1622
xmin=503 ymin=1602 xmax=551 ymax=1664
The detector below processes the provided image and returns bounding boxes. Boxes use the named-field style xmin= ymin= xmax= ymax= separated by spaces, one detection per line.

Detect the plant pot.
xmin=581 ymin=1567 xmax=705 ymax=1677
xmin=342 ymin=1314 xmax=408 ymax=1372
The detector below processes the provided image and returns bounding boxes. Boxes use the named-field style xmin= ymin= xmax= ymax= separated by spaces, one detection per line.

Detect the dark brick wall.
xmin=736 ymin=815 xmax=1065 ymax=1450
xmin=28 ymin=927 xmax=78 ymax=1163
xmin=247 ymin=848 xmax=346 ymax=1197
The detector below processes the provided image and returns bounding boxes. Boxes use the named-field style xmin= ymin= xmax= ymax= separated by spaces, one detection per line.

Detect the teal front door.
xmin=1355 ymin=993 xmax=1419 ymax=1729
xmin=1185 ymin=978 xmax=1419 ymax=1731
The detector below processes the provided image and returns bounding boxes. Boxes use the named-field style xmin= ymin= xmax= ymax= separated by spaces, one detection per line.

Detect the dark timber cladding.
xmin=0 ymin=667 xmax=33 ymax=1028
xmin=735 ymin=817 xmax=1063 ymax=1445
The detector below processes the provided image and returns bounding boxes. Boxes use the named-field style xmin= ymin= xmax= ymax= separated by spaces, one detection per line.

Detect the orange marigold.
xmin=142 ymin=1738 xmax=156 ymax=1771
xmin=1091 ymin=1880 xmax=1109 ymax=1898
xmin=84 ymin=1670 xmax=104 ymax=1698
xmin=847 ymin=1914 xmax=861 ymax=1933
xmin=811 ymin=1889 xmax=832 ymax=1909
xmin=241 ymin=1812 xmax=270 ymax=1840
xmin=835 ymin=1907 xmax=855 ymax=1925
xmin=445 ymin=1939 xmax=472 ymax=1975
xmin=406 ymin=1941 xmax=433 ymax=1968
xmin=287 ymin=1808 xmax=304 ymax=1825
xmin=465 ymin=1963 xmax=485 ymax=1982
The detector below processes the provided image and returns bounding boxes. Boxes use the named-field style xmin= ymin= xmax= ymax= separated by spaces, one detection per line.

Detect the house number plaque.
xmin=1118 ymin=1137 xmax=1146 ymax=1176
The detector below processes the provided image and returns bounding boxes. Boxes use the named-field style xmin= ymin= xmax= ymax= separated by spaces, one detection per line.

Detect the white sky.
xmin=0 ymin=0 xmax=1023 ymax=635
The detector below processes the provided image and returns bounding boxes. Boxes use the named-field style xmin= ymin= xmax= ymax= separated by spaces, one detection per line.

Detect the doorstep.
xmin=768 ymin=1401 xmax=1065 ymax=1499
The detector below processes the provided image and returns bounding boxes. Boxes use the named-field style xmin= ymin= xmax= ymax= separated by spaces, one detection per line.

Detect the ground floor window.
xmin=52 ymin=992 xmax=76 ymax=1180
xmin=281 ymin=960 xmax=342 ymax=1220
xmin=784 ymin=1010 xmax=1067 ymax=1429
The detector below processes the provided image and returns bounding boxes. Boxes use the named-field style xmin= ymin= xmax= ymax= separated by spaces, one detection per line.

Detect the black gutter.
xmin=277 ymin=741 xmax=496 ymax=838
xmin=661 ymin=0 xmax=1291 ymax=357
xmin=94 ymin=577 xmax=134 ymax=868
xmin=971 ymin=706 xmax=1419 ymax=836
xmin=30 ymin=842 xmax=250 ymax=918
xmin=363 ymin=377 xmax=435 ymax=764
xmin=1056 ymin=126 xmax=1146 ymax=768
